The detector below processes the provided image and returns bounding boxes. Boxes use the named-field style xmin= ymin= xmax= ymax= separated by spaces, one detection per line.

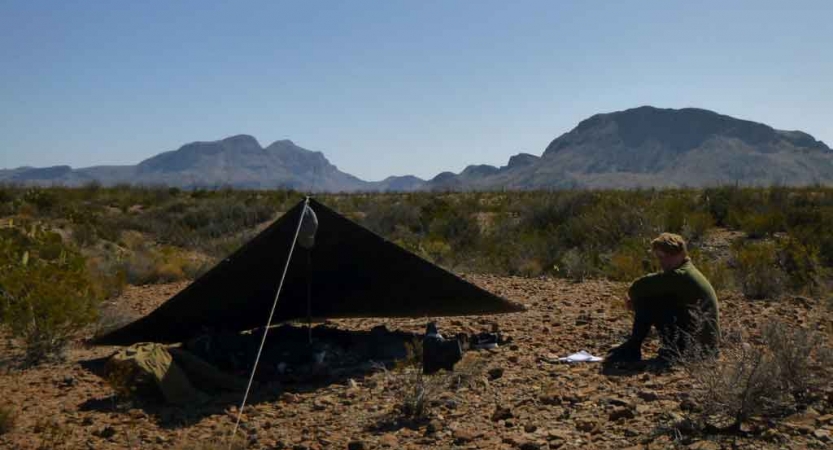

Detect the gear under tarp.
xmin=95 ymin=198 xmax=524 ymax=346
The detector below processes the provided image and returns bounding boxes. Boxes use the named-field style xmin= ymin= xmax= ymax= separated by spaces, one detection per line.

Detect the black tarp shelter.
xmin=95 ymin=198 xmax=524 ymax=346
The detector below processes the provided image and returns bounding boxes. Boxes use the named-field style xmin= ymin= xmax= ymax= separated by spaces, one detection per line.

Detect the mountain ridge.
xmin=3 ymin=106 xmax=830 ymax=191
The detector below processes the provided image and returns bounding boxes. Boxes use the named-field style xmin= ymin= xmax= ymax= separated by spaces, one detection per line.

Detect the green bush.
xmin=689 ymin=252 xmax=734 ymax=293
xmin=731 ymin=241 xmax=786 ymax=300
xmin=559 ymin=248 xmax=598 ymax=282
xmin=731 ymin=211 xmax=786 ymax=239
xmin=0 ymin=226 xmax=99 ymax=365
xmin=605 ymin=240 xmax=652 ymax=282
xmin=681 ymin=211 xmax=715 ymax=242
xmin=777 ymin=238 xmax=823 ymax=294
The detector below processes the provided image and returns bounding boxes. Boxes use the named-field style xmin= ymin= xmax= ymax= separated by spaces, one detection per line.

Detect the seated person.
xmin=607 ymin=233 xmax=720 ymax=364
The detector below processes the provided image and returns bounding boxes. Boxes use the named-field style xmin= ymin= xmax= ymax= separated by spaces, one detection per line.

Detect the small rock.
xmin=637 ymin=390 xmax=659 ymax=402
xmin=524 ymin=424 xmax=538 ymax=433
xmin=817 ymin=414 xmax=833 ymax=425
xmin=609 ymin=407 xmax=635 ymax=422
xmin=378 ymin=434 xmax=398 ymax=447
xmin=813 ymin=429 xmax=832 ymax=442
xmin=488 ymin=367 xmax=505 ymax=380
xmin=606 ymin=397 xmax=633 ymax=408
xmin=546 ymin=430 xmax=570 ymax=441
xmin=762 ymin=428 xmax=784 ymax=442
xmin=347 ymin=441 xmax=366 ymax=450
xmin=452 ymin=428 xmax=478 ymax=444
xmin=635 ymin=404 xmax=652 ymax=414
xmin=426 ymin=419 xmax=443 ymax=434
xmin=575 ymin=418 xmax=598 ymax=433
xmin=519 ymin=441 xmax=543 ymax=450
xmin=539 ymin=391 xmax=561 ymax=405
xmin=492 ymin=405 xmax=514 ymax=422
xmin=687 ymin=441 xmax=720 ymax=450
xmin=624 ymin=428 xmax=640 ymax=437
xmin=94 ymin=426 xmax=117 ymax=439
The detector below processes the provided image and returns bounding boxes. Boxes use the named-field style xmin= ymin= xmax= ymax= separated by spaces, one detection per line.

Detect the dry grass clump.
xmin=386 ymin=340 xmax=487 ymax=419
xmin=120 ymin=246 xmax=209 ymax=285
xmin=678 ymin=319 xmax=832 ymax=433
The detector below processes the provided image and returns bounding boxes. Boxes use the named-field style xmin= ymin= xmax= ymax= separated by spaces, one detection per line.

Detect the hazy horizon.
xmin=2 ymin=1 xmax=831 ymax=180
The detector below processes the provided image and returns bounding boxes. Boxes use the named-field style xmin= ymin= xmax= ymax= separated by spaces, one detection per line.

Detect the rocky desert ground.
xmin=1 ymin=274 xmax=831 ymax=450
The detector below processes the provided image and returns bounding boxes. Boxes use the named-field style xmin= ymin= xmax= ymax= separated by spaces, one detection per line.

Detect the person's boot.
xmin=648 ymin=347 xmax=678 ymax=373
xmin=605 ymin=340 xmax=642 ymax=363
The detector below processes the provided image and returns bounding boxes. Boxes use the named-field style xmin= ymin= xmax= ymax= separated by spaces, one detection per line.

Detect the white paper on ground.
xmin=558 ymin=350 xmax=604 ymax=363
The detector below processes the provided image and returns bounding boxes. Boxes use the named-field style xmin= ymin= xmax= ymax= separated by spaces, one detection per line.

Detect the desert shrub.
xmin=558 ymin=248 xmax=598 ymax=282
xmin=516 ymin=258 xmax=544 ymax=277
xmin=731 ymin=241 xmax=786 ymax=300
xmin=692 ymin=256 xmax=734 ymax=293
xmin=605 ymin=239 xmax=652 ymax=282
xmin=71 ymin=222 xmax=98 ymax=248
xmin=681 ymin=211 xmax=715 ymax=242
xmin=0 ymin=404 xmax=15 ymax=435
xmin=363 ymin=201 xmax=423 ymax=236
xmin=776 ymin=238 xmax=823 ymax=294
xmin=32 ymin=417 xmax=72 ymax=450
xmin=22 ymin=187 xmax=58 ymax=212
xmin=0 ymin=226 xmax=99 ymax=365
xmin=122 ymin=250 xmax=157 ymax=285
xmin=732 ymin=211 xmax=786 ymax=239
xmin=182 ymin=259 xmax=214 ymax=280
xmin=85 ymin=256 xmax=128 ymax=299
xmin=419 ymin=239 xmax=452 ymax=265
xmin=680 ymin=320 xmax=831 ymax=432
xmin=121 ymin=248 xmax=190 ymax=285
xmin=386 ymin=340 xmax=485 ymax=419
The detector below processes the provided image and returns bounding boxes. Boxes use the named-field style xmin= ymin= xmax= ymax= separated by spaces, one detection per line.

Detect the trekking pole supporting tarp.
xmin=228 ymin=196 xmax=310 ymax=449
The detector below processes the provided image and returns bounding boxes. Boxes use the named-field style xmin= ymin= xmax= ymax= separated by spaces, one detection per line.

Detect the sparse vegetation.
xmin=0 ymin=224 xmax=100 ymax=365
xmin=678 ymin=319 xmax=832 ymax=433
xmin=0 ymin=185 xmax=832 ymax=298
xmin=387 ymin=340 xmax=487 ymax=419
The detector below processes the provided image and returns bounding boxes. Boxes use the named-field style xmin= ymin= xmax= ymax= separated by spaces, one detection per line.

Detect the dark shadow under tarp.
xmin=95 ymin=198 xmax=524 ymax=345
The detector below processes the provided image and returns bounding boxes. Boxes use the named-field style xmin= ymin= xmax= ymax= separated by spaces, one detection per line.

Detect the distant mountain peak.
xmin=221 ymin=134 xmax=261 ymax=147
xmin=3 ymin=107 xmax=831 ymax=191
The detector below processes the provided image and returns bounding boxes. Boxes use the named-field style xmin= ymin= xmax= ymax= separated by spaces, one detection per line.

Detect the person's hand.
xmin=624 ymin=294 xmax=633 ymax=311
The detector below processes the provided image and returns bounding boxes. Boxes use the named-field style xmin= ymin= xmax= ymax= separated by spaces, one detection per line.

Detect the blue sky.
xmin=1 ymin=1 xmax=831 ymax=181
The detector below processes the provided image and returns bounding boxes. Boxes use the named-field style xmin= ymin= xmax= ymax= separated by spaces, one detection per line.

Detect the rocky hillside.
xmin=426 ymin=107 xmax=833 ymax=190
xmin=0 ymin=135 xmax=378 ymax=192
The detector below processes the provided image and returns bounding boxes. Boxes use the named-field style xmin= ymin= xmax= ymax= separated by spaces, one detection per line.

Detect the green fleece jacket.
xmin=628 ymin=259 xmax=720 ymax=349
